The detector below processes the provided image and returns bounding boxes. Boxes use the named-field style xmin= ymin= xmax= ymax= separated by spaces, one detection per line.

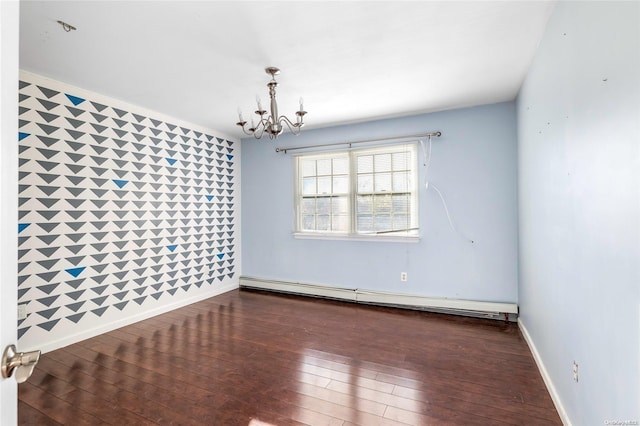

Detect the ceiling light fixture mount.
xmin=236 ymin=67 xmax=307 ymax=140
xmin=56 ymin=20 xmax=76 ymax=32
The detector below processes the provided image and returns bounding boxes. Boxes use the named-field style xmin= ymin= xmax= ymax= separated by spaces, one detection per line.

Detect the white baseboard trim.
xmin=239 ymin=276 xmax=518 ymax=319
xmin=518 ymin=318 xmax=571 ymax=426
xmin=36 ymin=282 xmax=238 ymax=354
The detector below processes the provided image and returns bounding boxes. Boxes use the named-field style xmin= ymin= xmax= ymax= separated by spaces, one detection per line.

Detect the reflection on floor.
xmin=19 ymin=288 xmax=561 ymax=425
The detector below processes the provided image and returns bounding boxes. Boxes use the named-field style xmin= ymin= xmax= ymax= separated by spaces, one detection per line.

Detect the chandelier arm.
xmin=238 ymin=123 xmax=255 ymax=136
xmin=256 ymin=115 xmax=275 ymax=139
xmin=252 ymin=122 xmax=266 ymax=139
xmin=240 ymin=116 xmax=265 ymax=139
xmin=279 ymin=116 xmax=303 ymax=136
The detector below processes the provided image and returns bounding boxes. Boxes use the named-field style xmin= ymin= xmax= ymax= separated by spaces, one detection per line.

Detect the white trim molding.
xmin=518 ymin=318 xmax=572 ymax=426
xmin=239 ymin=276 xmax=518 ymax=320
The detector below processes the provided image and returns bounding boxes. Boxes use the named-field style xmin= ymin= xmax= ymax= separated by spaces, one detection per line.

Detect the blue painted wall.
xmin=242 ymin=102 xmax=518 ymax=303
xmin=517 ymin=1 xmax=639 ymax=423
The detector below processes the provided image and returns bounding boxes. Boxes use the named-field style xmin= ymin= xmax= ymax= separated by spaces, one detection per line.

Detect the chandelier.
xmin=236 ymin=67 xmax=307 ymax=139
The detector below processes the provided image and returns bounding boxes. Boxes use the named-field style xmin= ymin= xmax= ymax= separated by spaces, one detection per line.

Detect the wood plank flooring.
xmin=18 ymin=288 xmax=561 ymax=425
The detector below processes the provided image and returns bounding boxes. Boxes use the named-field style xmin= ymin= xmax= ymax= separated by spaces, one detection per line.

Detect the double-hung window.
xmin=295 ymin=143 xmax=418 ymax=240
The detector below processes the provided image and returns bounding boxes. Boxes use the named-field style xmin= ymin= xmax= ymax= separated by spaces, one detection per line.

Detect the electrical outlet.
xmin=572 ymin=361 xmax=579 ymax=382
xmin=400 ymin=272 xmax=407 ymax=282
xmin=18 ymin=304 xmax=27 ymax=320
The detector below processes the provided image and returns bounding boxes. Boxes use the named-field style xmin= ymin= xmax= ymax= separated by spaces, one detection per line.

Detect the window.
xmin=295 ymin=143 xmax=418 ymax=240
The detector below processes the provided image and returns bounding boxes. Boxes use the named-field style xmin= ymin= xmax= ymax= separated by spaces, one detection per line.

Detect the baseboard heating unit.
xmin=239 ymin=276 xmax=518 ymax=321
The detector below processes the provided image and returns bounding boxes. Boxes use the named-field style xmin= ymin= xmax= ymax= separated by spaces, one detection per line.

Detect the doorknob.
xmin=1 ymin=345 xmax=41 ymax=383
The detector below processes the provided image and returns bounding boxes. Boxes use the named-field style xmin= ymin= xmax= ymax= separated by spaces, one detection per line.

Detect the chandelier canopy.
xmin=236 ymin=67 xmax=307 ymax=140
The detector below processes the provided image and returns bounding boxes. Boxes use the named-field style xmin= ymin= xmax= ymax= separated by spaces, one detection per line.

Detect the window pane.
xmin=333 ymin=214 xmax=349 ymax=232
xmin=357 ymin=174 xmax=373 ymax=193
xmin=357 ymin=214 xmax=373 ymax=232
xmin=317 ymin=176 xmax=331 ymax=194
xmin=374 ymin=173 xmax=392 ymax=192
xmin=392 ymin=152 xmax=409 ymax=170
xmin=356 ymin=195 xmax=372 ymax=213
xmin=302 ymin=198 xmax=316 ymax=214
xmin=302 ymin=177 xmax=316 ymax=195
xmin=333 ymin=175 xmax=348 ymax=193
xmin=374 ymin=153 xmax=392 ymax=172
xmin=393 ymin=214 xmax=409 ymax=230
xmin=357 ymin=155 xmax=373 ymax=173
xmin=316 ymin=197 xmax=331 ymax=214
xmin=373 ymin=194 xmax=392 ymax=213
xmin=332 ymin=196 xmax=348 ymax=214
xmin=317 ymin=215 xmax=330 ymax=231
xmin=333 ymin=157 xmax=349 ymax=175
xmin=392 ymin=172 xmax=408 ymax=192
xmin=302 ymin=215 xmax=315 ymax=230
xmin=301 ymin=159 xmax=316 ymax=177
xmin=374 ymin=214 xmax=391 ymax=232
xmin=317 ymin=159 xmax=331 ymax=175
xmin=392 ymin=194 xmax=409 ymax=212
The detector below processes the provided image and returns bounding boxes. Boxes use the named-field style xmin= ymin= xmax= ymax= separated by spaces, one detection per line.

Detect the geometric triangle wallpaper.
xmin=17 ymin=71 xmax=238 ymax=351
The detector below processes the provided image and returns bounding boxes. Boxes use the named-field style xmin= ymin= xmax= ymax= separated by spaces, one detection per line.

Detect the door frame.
xmin=1 ymin=0 xmax=21 ymax=424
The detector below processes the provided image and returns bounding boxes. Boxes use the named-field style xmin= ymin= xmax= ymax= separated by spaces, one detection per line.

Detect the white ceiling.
xmin=19 ymin=1 xmax=556 ymax=139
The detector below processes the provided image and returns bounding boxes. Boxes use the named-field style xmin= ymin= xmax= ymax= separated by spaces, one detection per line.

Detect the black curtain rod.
xmin=275 ymin=131 xmax=442 ymax=154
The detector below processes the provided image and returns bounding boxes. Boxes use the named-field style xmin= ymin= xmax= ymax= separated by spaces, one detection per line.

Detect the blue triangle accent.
xmin=167 ymin=244 xmax=178 ymax=252
xmin=113 ymin=179 xmax=129 ymax=188
xmin=18 ymin=223 xmax=30 ymax=233
xmin=206 ymin=195 xmax=214 ymax=201
xmin=19 ymin=132 xmax=30 ymax=141
xmin=226 ymin=154 xmax=234 ymax=160
xmin=216 ymin=253 xmax=224 ymax=259
xmin=65 ymin=94 xmax=86 ymax=106
xmin=166 ymin=158 xmax=177 ymax=165
xmin=65 ymin=266 xmax=86 ymax=278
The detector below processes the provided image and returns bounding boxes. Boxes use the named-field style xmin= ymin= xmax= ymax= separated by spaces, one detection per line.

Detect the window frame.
xmin=293 ymin=142 xmax=420 ymax=242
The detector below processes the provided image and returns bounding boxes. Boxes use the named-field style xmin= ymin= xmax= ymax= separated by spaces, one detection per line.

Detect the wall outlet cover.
xmin=18 ymin=304 xmax=27 ymax=321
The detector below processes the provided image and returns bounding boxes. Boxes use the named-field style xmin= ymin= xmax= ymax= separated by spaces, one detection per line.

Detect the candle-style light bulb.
xmin=256 ymin=96 xmax=262 ymax=111
xmin=299 ymin=97 xmax=304 ymax=112
xmin=237 ymin=107 xmax=243 ymax=122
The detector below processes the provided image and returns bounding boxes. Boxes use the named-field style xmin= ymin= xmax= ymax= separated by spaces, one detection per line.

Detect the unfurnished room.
xmin=0 ymin=1 xmax=638 ymax=425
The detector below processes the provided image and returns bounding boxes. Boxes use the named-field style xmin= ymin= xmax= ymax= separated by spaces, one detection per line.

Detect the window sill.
xmin=293 ymin=232 xmax=420 ymax=243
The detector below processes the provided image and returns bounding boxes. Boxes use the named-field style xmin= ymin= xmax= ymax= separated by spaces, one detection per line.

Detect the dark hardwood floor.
xmin=18 ymin=288 xmax=561 ymax=425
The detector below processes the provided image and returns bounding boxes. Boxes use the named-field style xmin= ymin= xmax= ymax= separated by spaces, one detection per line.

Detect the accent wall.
xmin=517 ymin=1 xmax=639 ymax=424
xmin=17 ymin=71 xmax=240 ymax=353
xmin=242 ymin=102 xmax=518 ymax=304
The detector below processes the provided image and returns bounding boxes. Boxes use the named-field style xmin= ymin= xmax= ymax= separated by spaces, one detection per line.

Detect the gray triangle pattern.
xmin=17 ymin=75 xmax=237 ymax=340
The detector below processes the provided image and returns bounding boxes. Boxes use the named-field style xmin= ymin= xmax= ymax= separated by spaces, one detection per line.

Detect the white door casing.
xmin=0 ymin=0 xmax=20 ymax=424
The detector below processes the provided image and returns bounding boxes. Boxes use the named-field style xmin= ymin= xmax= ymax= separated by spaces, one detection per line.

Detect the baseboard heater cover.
xmin=239 ymin=276 xmax=518 ymax=320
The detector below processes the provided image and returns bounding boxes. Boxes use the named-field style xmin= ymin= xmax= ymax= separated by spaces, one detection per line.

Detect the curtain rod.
xmin=275 ymin=131 xmax=442 ymax=153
